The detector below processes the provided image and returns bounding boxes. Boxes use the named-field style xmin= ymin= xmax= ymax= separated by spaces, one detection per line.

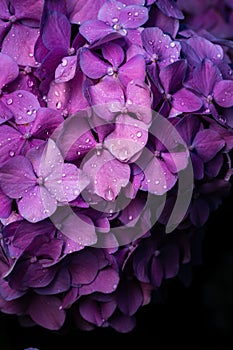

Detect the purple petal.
xmin=190 ymin=198 xmax=210 ymax=227
xmin=159 ymin=60 xmax=187 ymax=94
xmin=55 ymin=113 xmax=97 ymax=161
xmin=104 ymin=114 xmax=148 ymax=162
xmin=172 ymin=88 xmax=203 ymax=112
xmin=98 ymin=0 xmax=123 ymax=22
xmin=0 ymin=101 xmax=14 ymax=125
xmin=156 ymin=0 xmax=184 ymax=19
xmin=0 ymin=1 xmax=10 ymax=19
xmin=79 ymin=20 xmax=115 ymax=44
xmin=118 ymin=54 xmax=145 ymax=86
xmin=82 ymin=149 xmax=130 ymax=201
xmin=142 ymin=27 xmax=181 ymax=68
xmin=42 ymin=11 xmax=70 ymax=51
xmin=185 ymin=36 xmax=224 ymax=64
xmin=87 ymin=76 xmax=125 ymax=121
xmin=205 ymin=154 xmax=223 ymax=178
xmin=10 ymin=0 xmax=43 ymax=21
xmin=2 ymin=90 xmax=40 ymax=124
xmin=147 ymin=6 xmax=179 ymax=38
xmin=55 ymin=55 xmax=78 ymax=83
xmin=151 ymin=257 xmax=163 ymax=287
xmin=0 ymin=53 xmax=19 ymax=89
xmin=80 ymin=267 xmax=119 ymax=295
xmin=79 ymin=298 xmax=116 ymax=326
xmin=0 ymin=156 xmax=36 ymax=198
xmin=48 ymin=70 xmax=89 ymax=115
xmin=102 ymin=43 xmax=124 ymax=67
xmin=193 ymin=130 xmax=225 ymax=162
xmin=0 ymin=125 xmax=24 ymax=165
xmin=0 ymin=20 xmax=11 ymax=46
xmin=0 ymin=189 xmax=12 ymax=218
xmin=213 ymin=80 xmax=233 ymax=108
xmin=109 ymin=313 xmax=136 ymax=333
xmin=29 ymin=295 xmax=65 ymax=330
xmin=69 ymin=250 xmax=98 ymax=286
xmin=190 ymin=153 xmax=204 ymax=180
xmin=187 ymin=59 xmax=222 ymax=96
xmin=12 ymin=220 xmax=55 ymax=252
xmin=142 ymin=157 xmax=177 ymax=195
xmin=31 ymin=107 xmax=64 ymax=139
xmin=126 ymin=80 xmax=152 ymax=124
xmin=18 ymin=186 xmax=57 ymax=223
xmin=117 ymin=280 xmax=143 ymax=316
xmin=68 ymin=0 xmax=105 ymax=24
xmin=119 ymin=5 xmax=148 ymax=29
xmin=80 ymin=48 xmax=109 ymax=79
xmin=161 ymin=245 xmax=179 ymax=279
xmin=35 ymin=268 xmax=71 ymax=295
xmin=52 ymin=208 xmax=97 ymax=246
xmin=175 ymin=115 xmax=201 ymax=146
xmin=2 ymin=24 xmax=40 ymax=67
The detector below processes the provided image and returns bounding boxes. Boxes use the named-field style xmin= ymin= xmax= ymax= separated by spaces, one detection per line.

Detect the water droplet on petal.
xmin=9 ymin=151 xmax=15 ymax=157
xmin=155 ymin=180 xmax=160 ymax=185
xmin=17 ymin=92 xmax=23 ymax=98
xmin=105 ymin=187 xmax=114 ymax=201
xmin=128 ymin=215 xmax=133 ymax=220
xmin=170 ymin=42 xmax=176 ymax=48
xmin=134 ymin=12 xmax=139 ymax=16
xmin=136 ymin=131 xmax=142 ymax=138
xmin=112 ymin=17 xmax=119 ymax=23
xmin=56 ymin=101 xmax=62 ymax=110
xmin=27 ymin=80 xmax=34 ymax=88
xmin=6 ymin=98 xmax=13 ymax=105
xmin=29 ymin=52 xmax=34 ymax=57
xmin=61 ymin=58 xmax=68 ymax=67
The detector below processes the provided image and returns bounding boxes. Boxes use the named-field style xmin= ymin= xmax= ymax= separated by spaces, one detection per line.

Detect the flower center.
xmin=206 ymin=94 xmax=213 ymax=103
xmin=9 ymin=15 xmax=17 ymax=23
xmin=37 ymin=176 xmax=44 ymax=186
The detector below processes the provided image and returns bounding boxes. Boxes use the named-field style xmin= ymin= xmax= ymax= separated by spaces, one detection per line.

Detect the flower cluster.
xmin=0 ymin=0 xmax=232 ymax=332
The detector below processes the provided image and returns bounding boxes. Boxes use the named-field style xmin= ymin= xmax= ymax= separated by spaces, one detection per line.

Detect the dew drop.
xmin=9 ymin=151 xmax=15 ymax=157
xmin=163 ymin=184 xmax=167 ymax=189
xmin=134 ymin=12 xmax=139 ymax=16
xmin=29 ymin=52 xmax=34 ymax=57
xmin=170 ymin=42 xmax=176 ymax=48
xmin=128 ymin=215 xmax=133 ymax=220
xmin=136 ymin=131 xmax=142 ymax=138
xmin=17 ymin=92 xmax=23 ymax=98
xmin=112 ymin=17 xmax=119 ymax=23
xmin=55 ymin=90 xmax=59 ymax=97
xmin=148 ymin=40 xmax=154 ymax=45
xmin=155 ymin=180 xmax=160 ymax=185
xmin=27 ymin=80 xmax=34 ymax=88
xmin=85 ymin=138 xmax=90 ymax=143
xmin=27 ymin=110 xmax=33 ymax=116
xmin=61 ymin=58 xmax=68 ymax=67
xmin=56 ymin=101 xmax=62 ymax=110
xmin=105 ymin=187 xmax=114 ymax=201
xmin=6 ymin=98 xmax=13 ymax=105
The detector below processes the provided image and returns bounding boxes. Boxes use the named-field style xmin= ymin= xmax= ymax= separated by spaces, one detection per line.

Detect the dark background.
xmin=1 ymin=188 xmax=233 ymax=349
